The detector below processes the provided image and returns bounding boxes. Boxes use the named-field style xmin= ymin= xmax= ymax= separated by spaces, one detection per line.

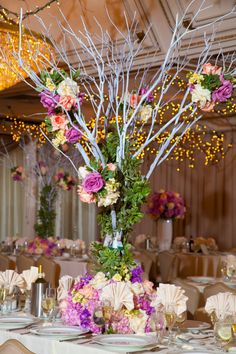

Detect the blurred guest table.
xmin=185 ymin=276 xmax=236 ymax=293
xmin=54 ymin=256 xmax=88 ymax=278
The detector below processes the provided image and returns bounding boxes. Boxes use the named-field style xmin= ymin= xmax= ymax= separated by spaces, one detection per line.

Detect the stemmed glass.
xmin=214 ymin=320 xmax=232 ymax=349
xmin=150 ymin=309 xmax=165 ymax=343
xmin=93 ymin=305 xmax=106 ymax=333
xmin=0 ymin=287 xmax=8 ymax=313
xmin=164 ymin=304 xmax=177 ymax=346
xmin=42 ymin=288 xmax=56 ymax=322
xmin=175 ymin=311 xmax=187 ymax=335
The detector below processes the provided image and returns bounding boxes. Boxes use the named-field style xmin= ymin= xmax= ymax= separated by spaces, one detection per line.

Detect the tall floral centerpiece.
xmin=12 ymin=3 xmax=236 ymax=333
xmin=147 ymin=190 xmax=186 ymax=251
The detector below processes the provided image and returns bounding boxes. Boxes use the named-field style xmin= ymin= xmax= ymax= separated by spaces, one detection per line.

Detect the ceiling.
xmin=0 ymin=0 xmax=236 ymax=127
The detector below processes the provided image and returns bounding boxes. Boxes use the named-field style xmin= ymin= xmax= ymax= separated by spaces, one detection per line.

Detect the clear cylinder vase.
xmin=157 ymin=218 xmax=173 ymax=251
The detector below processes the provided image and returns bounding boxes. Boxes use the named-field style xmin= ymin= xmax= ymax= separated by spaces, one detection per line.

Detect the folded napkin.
xmin=205 ymin=292 xmax=235 ymax=319
xmin=151 ymin=283 xmax=188 ymax=316
xmin=21 ymin=266 xmax=39 ymax=291
xmin=101 ymin=282 xmax=134 ymax=311
xmin=0 ymin=270 xmax=25 ymax=294
xmin=57 ymin=275 xmax=74 ymax=302
xmin=226 ymin=255 xmax=236 ymax=269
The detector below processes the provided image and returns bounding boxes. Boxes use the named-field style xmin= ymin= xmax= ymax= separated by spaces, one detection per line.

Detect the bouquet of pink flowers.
xmin=147 ymin=189 xmax=186 ymax=220
xmin=188 ymin=63 xmax=235 ymax=112
xmin=11 ymin=166 xmax=24 ymax=182
xmin=60 ymin=268 xmax=156 ymax=334
xmin=26 ymin=237 xmax=61 ymax=256
xmin=54 ymin=171 xmax=76 ymax=191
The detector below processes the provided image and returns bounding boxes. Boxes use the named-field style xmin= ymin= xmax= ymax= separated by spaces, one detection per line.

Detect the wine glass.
xmin=227 ymin=265 xmax=236 ymax=280
xmin=214 ymin=320 xmax=232 ymax=349
xmin=42 ymin=288 xmax=56 ymax=322
xmin=164 ymin=304 xmax=177 ymax=346
xmin=150 ymin=310 xmax=165 ymax=343
xmin=175 ymin=311 xmax=187 ymax=335
xmin=0 ymin=287 xmax=8 ymax=313
xmin=93 ymin=305 xmax=106 ymax=333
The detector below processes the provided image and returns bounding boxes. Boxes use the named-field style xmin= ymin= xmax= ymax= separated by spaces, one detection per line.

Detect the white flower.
xmin=129 ymin=310 xmax=148 ymax=334
xmin=57 ymin=78 xmax=78 ymax=98
xmin=130 ymin=282 xmax=145 ymax=296
xmin=90 ymin=272 xmax=108 ymax=290
xmin=52 ymin=130 xmax=67 ymax=147
xmin=78 ymin=166 xmax=90 ymax=179
xmin=97 ymin=190 xmax=120 ymax=207
xmin=105 ymin=178 xmax=120 ymax=192
xmin=139 ymin=105 xmax=152 ymax=122
xmin=191 ymin=84 xmax=211 ymax=108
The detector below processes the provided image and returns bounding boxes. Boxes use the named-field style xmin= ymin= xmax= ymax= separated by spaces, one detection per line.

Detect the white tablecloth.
xmin=55 ymin=259 xmax=88 ymax=278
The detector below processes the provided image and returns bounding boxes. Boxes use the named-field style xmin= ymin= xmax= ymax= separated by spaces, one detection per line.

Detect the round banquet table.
xmin=55 ymin=258 xmax=88 ymax=278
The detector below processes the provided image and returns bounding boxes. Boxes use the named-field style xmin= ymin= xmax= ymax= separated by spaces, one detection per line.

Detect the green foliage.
xmin=90 ymin=242 xmax=135 ymax=278
xmin=34 ymin=185 xmax=57 ymax=239
xmin=201 ymin=74 xmax=221 ymax=91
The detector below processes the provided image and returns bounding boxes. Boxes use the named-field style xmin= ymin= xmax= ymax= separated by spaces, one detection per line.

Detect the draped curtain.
xmin=0 ymin=146 xmax=97 ymax=245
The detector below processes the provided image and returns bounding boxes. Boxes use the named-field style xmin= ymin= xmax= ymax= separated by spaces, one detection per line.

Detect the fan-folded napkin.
xmin=21 ymin=266 xmax=39 ymax=291
xmin=101 ymin=282 xmax=134 ymax=311
xmin=205 ymin=292 xmax=236 ymax=319
xmin=151 ymin=283 xmax=188 ymax=315
xmin=0 ymin=270 xmax=24 ymax=294
xmin=57 ymin=275 xmax=74 ymax=301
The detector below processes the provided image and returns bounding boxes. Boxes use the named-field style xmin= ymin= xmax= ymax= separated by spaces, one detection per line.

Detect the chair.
xmin=36 ymin=256 xmax=60 ymax=287
xmin=0 ymin=339 xmax=35 ymax=354
xmin=173 ymin=278 xmax=201 ymax=319
xmin=159 ymin=251 xmax=179 ymax=283
xmin=0 ymin=255 xmax=15 ymax=271
xmin=135 ymin=253 xmax=153 ymax=281
xmin=176 ymin=253 xmax=198 ymax=278
xmin=16 ymin=254 xmax=35 ymax=273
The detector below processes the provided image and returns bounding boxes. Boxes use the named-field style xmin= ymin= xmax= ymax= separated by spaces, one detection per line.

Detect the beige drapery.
xmin=134 ymin=130 xmax=236 ymax=251
xmin=0 ymin=147 xmax=97 ymax=245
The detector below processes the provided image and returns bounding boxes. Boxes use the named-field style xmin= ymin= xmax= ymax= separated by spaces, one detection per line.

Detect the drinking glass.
xmin=150 ymin=310 xmax=165 ymax=343
xmin=0 ymin=287 xmax=8 ymax=313
xmin=214 ymin=320 xmax=232 ymax=349
xmin=93 ymin=305 xmax=106 ymax=333
xmin=42 ymin=288 xmax=56 ymax=321
xmin=227 ymin=265 xmax=236 ymax=280
xmin=175 ymin=311 xmax=187 ymax=335
xmin=164 ymin=304 xmax=177 ymax=346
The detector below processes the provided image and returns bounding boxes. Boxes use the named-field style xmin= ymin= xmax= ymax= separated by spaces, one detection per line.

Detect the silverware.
xmin=59 ymin=334 xmax=93 ymax=343
xmin=8 ymin=321 xmax=41 ymax=332
xmin=126 ymin=346 xmax=165 ymax=354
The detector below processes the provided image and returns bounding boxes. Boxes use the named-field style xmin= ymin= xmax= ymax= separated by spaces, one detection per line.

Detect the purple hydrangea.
xmin=131 ymin=266 xmax=143 ymax=283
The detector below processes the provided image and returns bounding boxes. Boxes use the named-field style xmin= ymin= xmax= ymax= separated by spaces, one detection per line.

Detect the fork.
xmin=126 ymin=346 xmax=165 ymax=354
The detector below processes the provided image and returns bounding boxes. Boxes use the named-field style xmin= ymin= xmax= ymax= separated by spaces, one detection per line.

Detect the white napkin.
xmin=101 ymin=282 xmax=134 ymax=311
xmin=226 ymin=255 xmax=236 ymax=269
xmin=151 ymin=283 xmax=188 ymax=316
xmin=205 ymin=292 xmax=234 ymax=319
xmin=57 ymin=275 xmax=74 ymax=302
xmin=0 ymin=270 xmax=25 ymax=294
xmin=21 ymin=266 xmax=39 ymax=291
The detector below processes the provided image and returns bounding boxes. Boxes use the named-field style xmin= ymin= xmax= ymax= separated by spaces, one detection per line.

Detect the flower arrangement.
xmin=146 ymin=190 xmax=186 ymax=220
xmin=11 ymin=166 xmax=24 ymax=181
xmin=40 ymin=70 xmax=84 ymax=147
xmin=60 ymin=269 xmax=156 ymax=334
xmin=188 ymin=63 xmax=236 ymax=112
xmin=54 ymin=171 xmax=76 ymax=191
xmin=192 ymin=236 xmax=217 ymax=252
xmin=26 ymin=236 xmax=61 ymax=256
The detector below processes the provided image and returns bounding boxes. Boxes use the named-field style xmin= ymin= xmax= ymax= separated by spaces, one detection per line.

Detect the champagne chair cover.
xmin=159 ymin=251 xmax=179 ymax=283
xmin=36 ymin=256 xmax=60 ymax=288
xmin=0 ymin=339 xmax=35 ymax=354
xmin=135 ymin=253 xmax=153 ymax=281
xmin=0 ymin=255 xmax=15 ymax=272
xmin=173 ymin=278 xmax=201 ymax=318
xmin=16 ymin=255 xmax=35 ymax=273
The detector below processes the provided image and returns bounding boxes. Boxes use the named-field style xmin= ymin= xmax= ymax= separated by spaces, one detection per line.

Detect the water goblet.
xmin=0 ymin=287 xmax=8 ymax=313
xmin=227 ymin=265 xmax=236 ymax=280
xmin=93 ymin=305 xmax=106 ymax=333
xmin=42 ymin=288 xmax=56 ymax=322
xmin=150 ymin=310 xmax=165 ymax=343
xmin=164 ymin=304 xmax=177 ymax=346
xmin=214 ymin=320 xmax=232 ymax=349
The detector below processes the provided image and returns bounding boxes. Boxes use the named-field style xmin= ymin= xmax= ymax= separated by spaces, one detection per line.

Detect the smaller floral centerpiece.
xmin=54 ymin=171 xmax=76 ymax=191
xmin=192 ymin=236 xmax=217 ymax=253
xmin=188 ymin=63 xmax=236 ymax=112
xmin=146 ymin=189 xmax=186 ymax=220
xmin=11 ymin=166 xmax=24 ymax=182
xmin=60 ymin=267 xmax=156 ymax=334
xmin=26 ymin=237 xmax=61 ymax=256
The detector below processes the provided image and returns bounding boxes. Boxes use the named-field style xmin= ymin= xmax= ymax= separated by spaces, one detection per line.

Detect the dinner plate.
xmin=0 ymin=316 xmax=35 ymax=329
xmin=187 ymin=276 xmax=215 ymax=284
xmin=179 ymin=320 xmax=211 ymax=331
xmin=93 ymin=334 xmax=157 ymax=349
xmin=30 ymin=326 xmax=88 ymax=338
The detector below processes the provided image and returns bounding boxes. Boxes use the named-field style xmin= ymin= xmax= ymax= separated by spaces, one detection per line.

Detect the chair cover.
xmin=0 ymin=339 xmax=35 ymax=354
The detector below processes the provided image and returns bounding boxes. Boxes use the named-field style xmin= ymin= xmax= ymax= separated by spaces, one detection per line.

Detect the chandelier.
xmin=0 ymin=14 xmax=54 ymax=91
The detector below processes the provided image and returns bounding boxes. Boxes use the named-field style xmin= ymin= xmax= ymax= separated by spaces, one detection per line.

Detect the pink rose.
xmin=77 ymin=186 xmax=96 ymax=204
xmin=142 ymin=280 xmax=154 ymax=295
xmin=79 ymin=285 xmax=94 ymax=299
xmin=212 ymin=76 xmax=233 ymax=103
xmin=16 ymin=166 xmax=23 ymax=173
xmin=130 ymin=93 xmax=142 ymax=108
xmin=50 ymin=115 xmax=68 ymax=131
xmin=201 ymin=101 xmax=215 ymax=112
xmin=59 ymin=95 xmax=77 ymax=110
xmin=202 ymin=63 xmax=222 ymax=75
xmin=107 ymin=163 xmax=116 ymax=171
xmin=82 ymin=172 xmax=105 ymax=193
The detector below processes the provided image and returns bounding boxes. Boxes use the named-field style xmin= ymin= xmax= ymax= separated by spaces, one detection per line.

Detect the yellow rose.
xmin=112 ymin=273 xmax=122 ymax=282
xmin=46 ymin=77 xmax=56 ymax=91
